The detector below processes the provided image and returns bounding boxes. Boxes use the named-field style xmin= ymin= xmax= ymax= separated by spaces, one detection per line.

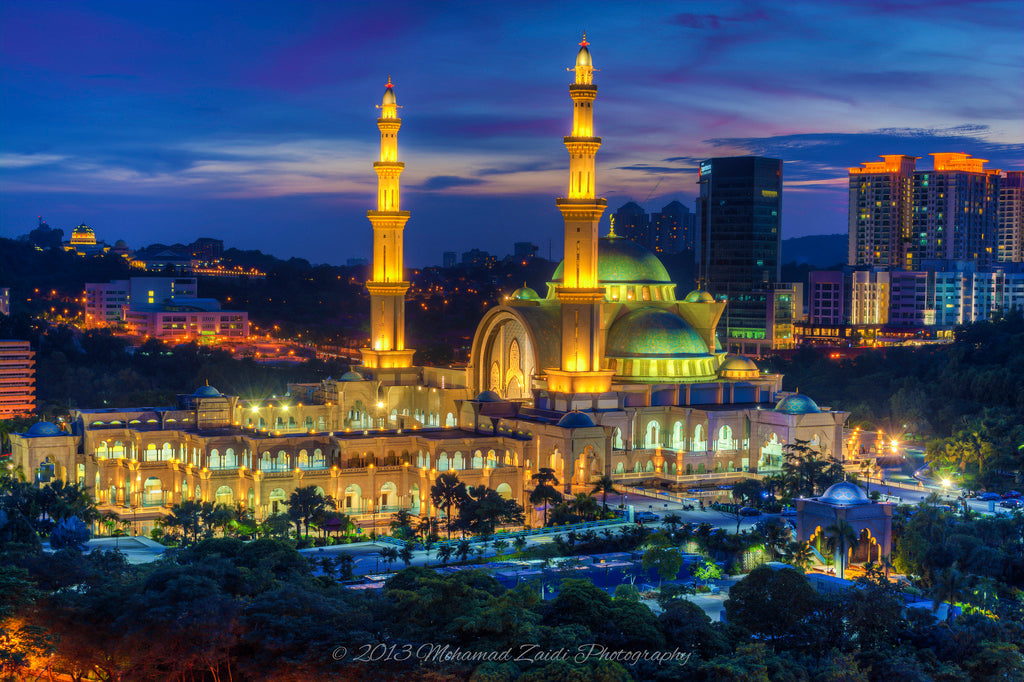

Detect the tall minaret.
xmin=361 ymin=76 xmax=415 ymax=370
xmin=546 ymin=35 xmax=614 ymax=394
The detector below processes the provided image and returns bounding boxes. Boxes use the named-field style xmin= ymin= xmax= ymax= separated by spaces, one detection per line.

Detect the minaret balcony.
xmin=568 ymin=84 xmax=597 ymax=96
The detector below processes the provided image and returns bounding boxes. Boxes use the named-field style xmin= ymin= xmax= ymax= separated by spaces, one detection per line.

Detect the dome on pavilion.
xmin=556 ymin=411 xmax=596 ymax=428
xmin=27 ymin=421 xmax=62 ymax=437
xmin=818 ymin=481 xmax=870 ymax=506
xmin=775 ymin=394 xmax=821 ymax=415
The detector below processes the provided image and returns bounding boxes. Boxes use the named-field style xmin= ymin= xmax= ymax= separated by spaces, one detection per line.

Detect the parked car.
xmin=998 ymin=499 xmax=1022 ymax=509
xmin=780 ymin=506 xmax=796 ymax=516
xmin=978 ymin=492 xmax=1002 ymax=501
xmin=635 ymin=511 xmax=661 ymax=523
xmin=739 ymin=507 xmax=762 ymax=517
xmin=1001 ymin=490 xmax=1021 ymax=499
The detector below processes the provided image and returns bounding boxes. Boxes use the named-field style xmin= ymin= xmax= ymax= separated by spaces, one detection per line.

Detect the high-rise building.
xmin=0 ymin=288 xmax=9 ymax=316
xmin=650 ymin=200 xmax=695 ymax=254
xmin=848 ymin=155 xmax=917 ymax=269
xmin=998 ymin=171 xmax=1024 ymax=263
xmin=613 ymin=201 xmax=648 ymax=247
xmin=910 ymin=154 xmax=1000 ymax=269
xmin=442 ymin=252 xmax=456 ymax=268
xmin=85 ymin=280 xmax=130 ymax=326
xmin=849 ymin=153 xmax=1001 ymax=270
xmin=513 ymin=242 xmax=538 ymax=259
xmin=697 ymin=156 xmax=785 ymax=354
xmin=0 ymin=340 xmax=35 ymax=418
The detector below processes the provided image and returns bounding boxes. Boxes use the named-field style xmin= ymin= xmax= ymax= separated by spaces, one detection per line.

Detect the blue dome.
xmin=775 ymin=394 xmax=821 ymax=414
xmin=339 ymin=371 xmax=365 ymax=382
xmin=193 ymin=385 xmax=221 ymax=397
xmin=27 ymin=421 xmax=62 ymax=436
xmin=556 ymin=411 xmax=595 ymax=428
xmin=819 ymin=481 xmax=870 ymax=505
xmin=475 ymin=390 xmax=503 ymax=402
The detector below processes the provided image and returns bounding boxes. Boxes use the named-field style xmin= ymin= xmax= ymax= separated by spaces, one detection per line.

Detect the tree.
xmin=492 ymin=538 xmax=509 ymax=556
xmin=378 ymin=546 xmax=399 ymax=573
xmin=287 ymin=486 xmax=331 ymax=539
xmin=662 ymin=512 xmax=683 ymax=536
xmin=512 ymin=534 xmax=528 ymax=555
xmin=430 ymin=472 xmax=468 ymax=540
xmin=732 ymin=479 xmax=764 ymax=506
xmin=757 ymin=520 xmax=791 ymax=560
xmin=389 ymin=509 xmax=415 ymax=540
xmin=784 ymin=541 xmax=814 ymax=571
xmin=642 ymin=535 xmax=684 ymax=588
xmin=455 ymin=539 xmax=472 ymax=563
xmin=825 ymin=517 xmax=859 ymax=580
xmin=49 ymin=516 xmax=90 ymax=551
xmin=930 ymin=566 xmax=967 ymax=623
xmin=693 ymin=559 xmax=722 ymax=589
xmin=434 ymin=543 xmax=453 ymax=565
xmin=399 ymin=541 xmax=414 ymax=567
xmin=590 ymin=474 xmax=620 ymax=513
xmin=724 ymin=565 xmax=820 ymax=648
xmin=529 ymin=468 xmax=563 ymax=527
xmin=568 ymin=492 xmax=600 ymax=522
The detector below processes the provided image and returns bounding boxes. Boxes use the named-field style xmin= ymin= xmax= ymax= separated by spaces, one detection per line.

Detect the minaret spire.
xmin=544 ymin=35 xmax=614 ymax=395
xmin=361 ymin=76 xmax=415 ymax=370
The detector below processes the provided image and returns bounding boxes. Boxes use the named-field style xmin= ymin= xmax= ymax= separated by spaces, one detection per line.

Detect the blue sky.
xmin=1 ymin=0 xmax=1021 ymax=266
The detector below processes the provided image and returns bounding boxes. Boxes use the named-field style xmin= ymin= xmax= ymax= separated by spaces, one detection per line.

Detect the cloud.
xmin=414 ymin=175 xmax=486 ymax=191
xmin=669 ymin=10 xmax=769 ymax=30
xmin=0 ymin=153 xmax=65 ymax=169
xmin=615 ymin=164 xmax=697 ymax=175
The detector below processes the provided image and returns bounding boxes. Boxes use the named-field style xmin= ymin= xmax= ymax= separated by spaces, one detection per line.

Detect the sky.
xmin=1 ymin=0 xmax=1022 ymax=267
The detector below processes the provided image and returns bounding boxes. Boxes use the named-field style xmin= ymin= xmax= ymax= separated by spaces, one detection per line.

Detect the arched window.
xmin=693 ymin=424 xmax=706 ymax=451
xmin=486 ymin=450 xmax=496 ymax=468
xmin=379 ymin=482 xmax=397 ymax=510
xmin=472 ymin=451 xmax=483 ymax=468
xmin=209 ymin=448 xmax=221 ymax=469
xmin=344 ymin=484 xmax=362 ymax=512
xmin=215 ymin=486 xmax=233 ymax=505
xmin=161 ymin=442 xmax=173 ymax=461
xmin=142 ymin=477 xmax=163 ymax=506
xmin=453 ymin=451 xmax=464 ymax=470
xmin=269 ymin=488 xmax=287 ymax=514
xmin=672 ymin=421 xmax=684 ymax=449
xmin=613 ymin=427 xmax=623 ymax=449
xmin=275 ymin=450 xmax=289 ymax=470
xmin=313 ymin=448 xmax=325 ymax=468
xmin=260 ymin=451 xmax=272 ymax=471
xmin=438 ymin=452 xmax=449 ymax=472
xmin=225 ymin=448 xmax=237 ymax=467
xmin=645 ymin=421 xmax=660 ymax=448
xmin=145 ymin=444 xmax=158 ymax=462
xmin=298 ymin=449 xmax=310 ymax=469
xmin=95 ymin=442 xmax=109 ymax=459
xmin=305 ymin=416 xmax=313 ymax=430
xmin=717 ymin=425 xmax=734 ymax=451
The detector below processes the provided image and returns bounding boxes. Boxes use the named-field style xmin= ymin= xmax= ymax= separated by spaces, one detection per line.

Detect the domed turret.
xmin=718 ymin=354 xmax=759 ymax=380
xmin=510 ymin=285 xmax=540 ymax=301
xmin=193 ymin=385 xmax=221 ymax=397
xmin=475 ymin=390 xmax=503 ymax=403
xmin=684 ymin=290 xmax=715 ymax=303
xmin=27 ymin=421 xmax=62 ymax=437
xmin=557 ymin=411 xmax=595 ymax=428
xmin=774 ymin=394 xmax=822 ymax=415
xmin=70 ymin=223 xmax=97 ymax=246
xmin=572 ymin=32 xmax=594 ymax=85
xmin=339 ymin=371 xmax=365 ymax=382
xmin=818 ymin=481 xmax=870 ymax=505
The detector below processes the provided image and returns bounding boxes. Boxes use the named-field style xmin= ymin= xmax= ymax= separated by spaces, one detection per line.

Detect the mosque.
xmin=11 ymin=38 xmax=847 ymax=535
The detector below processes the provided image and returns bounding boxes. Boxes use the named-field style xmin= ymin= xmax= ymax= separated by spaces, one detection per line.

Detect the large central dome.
xmin=551 ymin=235 xmax=671 ymax=285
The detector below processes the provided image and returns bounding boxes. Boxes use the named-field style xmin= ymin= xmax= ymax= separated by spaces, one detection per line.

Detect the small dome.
xmin=339 ymin=371 xmax=365 ymax=382
xmin=511 ymin=286 xmax=539 ymax=301
xmin=557 ymin=411 xmax=595 ymax=428
xmin=775 ymin=394 xmax=821 ymax=415
xmin=719 ymin=354 xmax=759 ymax=379
xmin=382 ymin=76 xmax=396 ymax=106
xmin=684 ymin=290 xmax=715 ymax=303
xmin=607 ymin=307 xmax=709 ymax=358
xmin=114 ymin=239 xmax=127 ymax=248
xmin=819 ymin=481 xmax=870 ymax=506
xmin=72 ymin=224 xmax=94 ymax=237
xmin=27 ymin=421 xmax=62 ymax=437
xmin=193 ymin=385 xmax=221 ymax=397
xmin=475 ymin=390 xmax=503 ymax=402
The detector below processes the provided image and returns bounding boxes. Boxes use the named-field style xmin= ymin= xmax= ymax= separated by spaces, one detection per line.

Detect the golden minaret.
xmin=361 ymin=76 xmax=415 ymax=369
xmin=546 ymin=34 xmax=614 ymax=394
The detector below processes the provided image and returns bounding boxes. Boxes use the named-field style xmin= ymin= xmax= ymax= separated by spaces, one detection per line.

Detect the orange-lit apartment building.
xmin=0 ymin=340 xmax=36 ymax=418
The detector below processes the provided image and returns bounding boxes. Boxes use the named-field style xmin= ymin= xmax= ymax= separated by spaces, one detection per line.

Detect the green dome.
xmin=511 ymin=286 xmax=539 ymax=300
xmin=551 ymin=235 xmax=671 ymax=285
xmin=606 ymin=308 xmax=709 ymax=358
xmin=775 ymin=394 xmax=822 ymax=415
xmin=684 ymin=290 xmax=715 ymax=303
xmin=719 ymin=354 xmax=758 ymax=373
xmin=339 ymin=371 xmax=365 ymax=382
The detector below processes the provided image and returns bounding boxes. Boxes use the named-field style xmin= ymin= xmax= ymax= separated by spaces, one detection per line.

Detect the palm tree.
xmin=662 ymin=512 xmax=683 ymax=536
xmin=378 ymin=546 xmax=399 ymax=573
xmin=430 ymin=472 xmax=467 ymax=540
xmin=590 ymin=475 xmax=620 ymax=514
xmin=569 ymin=492 xmax=600 ymax=521
xmin=399 ymin=541 xmax=414 ymax=567
xmin=784 ymin=541 xmax=814 ymax=571
xmin=492 ymin=538 xmax=509 ymax=557
xmin=879 ymin=553 xmax=896 ymax=580
xmin=760 ymin=520 xmax=791 ymax=560
xmin=287 ymin=485 xmax=330 ymax=539
xmin=930 ymin=567 xmax=966 ymax=623
xmin=529 ymin=484 xmax=563 ymax=527
xmin=389 ymin=509 xmax=414 ymax=539
xmin=825 ymin=518 xmax=859 ymax=579
xmin=435 ymin=544 xmax=453 ymax=565
xmin=512 ymin=534 xmax=528 ymax=555
xmin=455 ymin=539 xmax=472 ymax=563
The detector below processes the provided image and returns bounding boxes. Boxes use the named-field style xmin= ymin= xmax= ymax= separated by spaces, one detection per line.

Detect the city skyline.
xmin=1 ymin=1 xmax=1022 ymax=267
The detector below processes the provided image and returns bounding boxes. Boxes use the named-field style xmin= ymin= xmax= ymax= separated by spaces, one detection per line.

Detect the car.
xmin=998 ymin=499 xmax=1022 ymax=509
xmin=635 ymin=511 xmax=660 ymax=523
xmin=1001 ymin=490 xmax=1021 ymax=499
xmin=739 ymin=507 xmax=762 ymax=517
xmin=978 ymin=492 xmax=1002 ymax=501
xmin=780 ymin=506 xmax=796 ymax=516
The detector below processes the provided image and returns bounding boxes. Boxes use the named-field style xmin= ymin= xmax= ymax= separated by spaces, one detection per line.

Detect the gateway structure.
xmin=11 ymin=39 xmax=847 ymax=532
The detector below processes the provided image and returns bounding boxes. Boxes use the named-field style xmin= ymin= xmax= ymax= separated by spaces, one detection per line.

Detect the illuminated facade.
xmin=0 ymin=340 xmax=35 ymax=418
xmin=11 ymin=38 xmax=847 ymax=531
xmin=998 ymin=171 xmax=1024 ymax=263
xmin=361 ymin=76 xmax=415 ymax=371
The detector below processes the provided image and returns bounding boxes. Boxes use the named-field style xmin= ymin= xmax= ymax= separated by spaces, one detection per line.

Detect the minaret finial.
xmin=386 ymin=74 xmax=393 ymax=88
xmin=580 ymin=31 xmax=588 ymax=47
xmin=608 ymin=215 xmax=617 ymax=238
